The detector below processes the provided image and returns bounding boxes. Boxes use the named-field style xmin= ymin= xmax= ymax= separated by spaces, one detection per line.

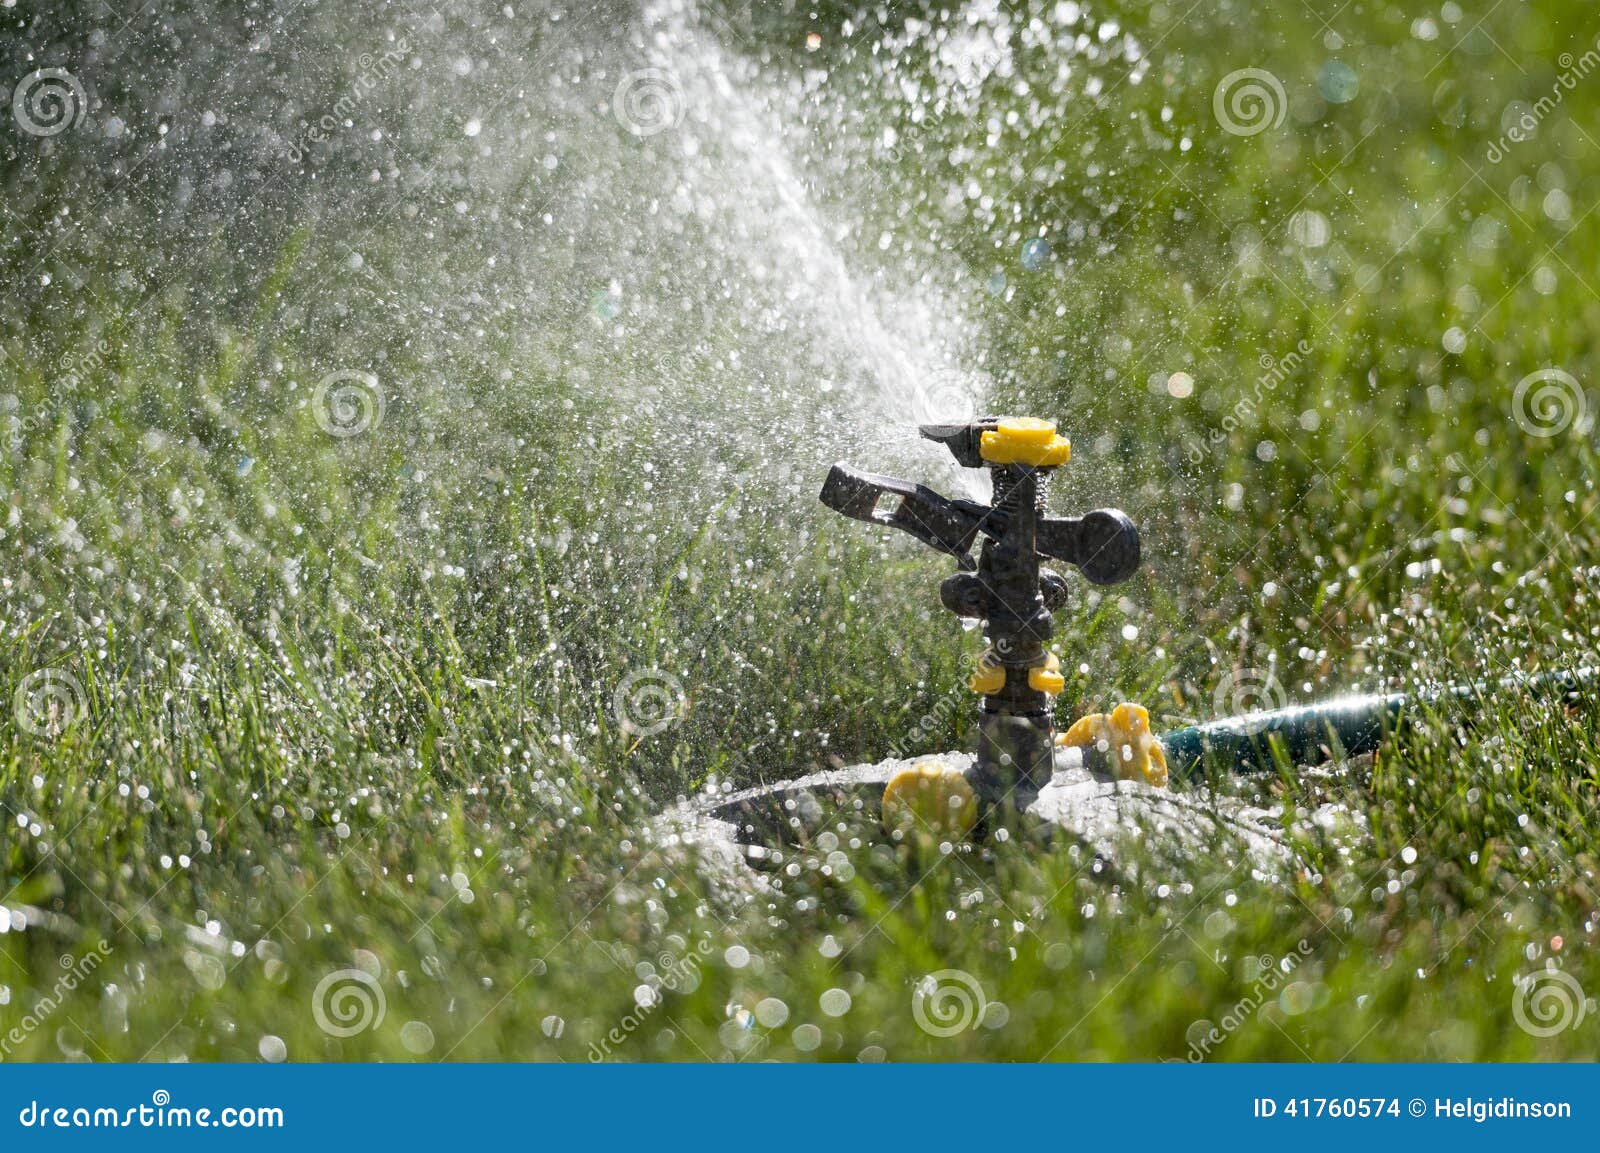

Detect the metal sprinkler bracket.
xmin=820 ymin=417 xmax=1141 ymax=807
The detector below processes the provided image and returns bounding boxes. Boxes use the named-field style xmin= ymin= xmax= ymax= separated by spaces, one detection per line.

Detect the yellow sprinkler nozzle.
xmin=1058 ymin=702 xmax=1169 ymax=788
xmin=881 ymin=760 xmax=979 ymax=841
xmin=969 ymin=651 xmax=1008 ymax=695
xmin=1027 ymin=651 xmax=1064 ymax=695
xmin=979 ymin=418 xmax=1072 ymax=467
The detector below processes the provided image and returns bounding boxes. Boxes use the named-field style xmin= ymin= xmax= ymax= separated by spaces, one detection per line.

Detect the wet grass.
xmin=4 ymin=0 xmax=1600 ymax=1060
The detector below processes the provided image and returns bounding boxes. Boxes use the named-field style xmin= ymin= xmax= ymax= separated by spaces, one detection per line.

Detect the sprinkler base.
xmin=660 ymin=743 xmax=1316 ymax=888
xmin=974 ymin=711 xmax=1057 ymax=802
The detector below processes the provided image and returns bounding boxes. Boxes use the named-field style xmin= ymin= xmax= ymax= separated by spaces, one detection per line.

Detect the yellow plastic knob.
xmin=979 ymin=418 xmax=1072 ymax=467
xmin=1027 ymin=651 xmax=1064 ymax=695
xmin=993 ymin=417 xmax=1056 ymax=444
xmin=882 ymin=760 xmax=979 ymax=840
xmin=1057 ymin=702 xmax=1169 ymax=788
xmin=969 ymin=653 xmax=1007 ymax=695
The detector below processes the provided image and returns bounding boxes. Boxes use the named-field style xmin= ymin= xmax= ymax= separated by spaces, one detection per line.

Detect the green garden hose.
xmin=1159 ymin=667 xmax=1598 ymax=781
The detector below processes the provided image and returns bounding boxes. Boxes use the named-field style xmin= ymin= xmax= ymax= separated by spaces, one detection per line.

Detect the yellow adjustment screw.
xmin=881 ymin=760 xmax=979 ymax=841
xmin=1027 ymin=651 xmax=1064 ymax=695
xmin=979 ymin=417 xmax=1072 ymax=467
xmin=1058 ymin=702 xmax=1169 ymax=788
xmin=969 ymin=651 xmax=1007 ymax=695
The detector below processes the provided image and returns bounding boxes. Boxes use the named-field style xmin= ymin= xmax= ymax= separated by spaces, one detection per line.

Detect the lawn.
xmin=3 ymin=0 xmax=1599 ymax=1061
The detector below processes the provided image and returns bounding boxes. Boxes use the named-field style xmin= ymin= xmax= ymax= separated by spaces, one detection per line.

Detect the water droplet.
xmin=755 ymin=997 xmax=789 ymax=1028
xmin=819 ymin=987 xmax=851 ymax=1016
xmin=401 ymin=1021 xmax=436 ymax=1053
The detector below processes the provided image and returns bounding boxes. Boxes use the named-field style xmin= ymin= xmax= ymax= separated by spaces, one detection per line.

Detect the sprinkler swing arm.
xmin=819 ymin=462 xmax=1141 ymax=582
xmin=820 ymin=417 xmax=1144 ymax=811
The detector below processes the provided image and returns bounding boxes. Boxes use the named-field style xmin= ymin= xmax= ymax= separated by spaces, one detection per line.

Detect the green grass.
xmin=4 ymin=0 xmax=1600 ymax=1061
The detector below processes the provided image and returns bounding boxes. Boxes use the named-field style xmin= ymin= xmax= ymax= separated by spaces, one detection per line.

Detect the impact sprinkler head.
xmin=820 ymin=417 xmax=1142 ymax=809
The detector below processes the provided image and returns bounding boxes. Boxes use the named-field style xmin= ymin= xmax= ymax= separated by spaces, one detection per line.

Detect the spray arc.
xmin=821 ymin=417 xmax=1142 ymax=808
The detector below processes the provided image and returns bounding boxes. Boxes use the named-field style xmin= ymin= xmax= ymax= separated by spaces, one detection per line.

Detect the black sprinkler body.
xmin=820 ymin=417 xmax=1140 ymax=804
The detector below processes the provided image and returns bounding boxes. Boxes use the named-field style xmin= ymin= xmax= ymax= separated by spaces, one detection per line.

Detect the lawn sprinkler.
xmin=820 ymin=417 xmax=1148 ymax=819
xmin=665 ymin=425 xmax=1600 ymax=862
